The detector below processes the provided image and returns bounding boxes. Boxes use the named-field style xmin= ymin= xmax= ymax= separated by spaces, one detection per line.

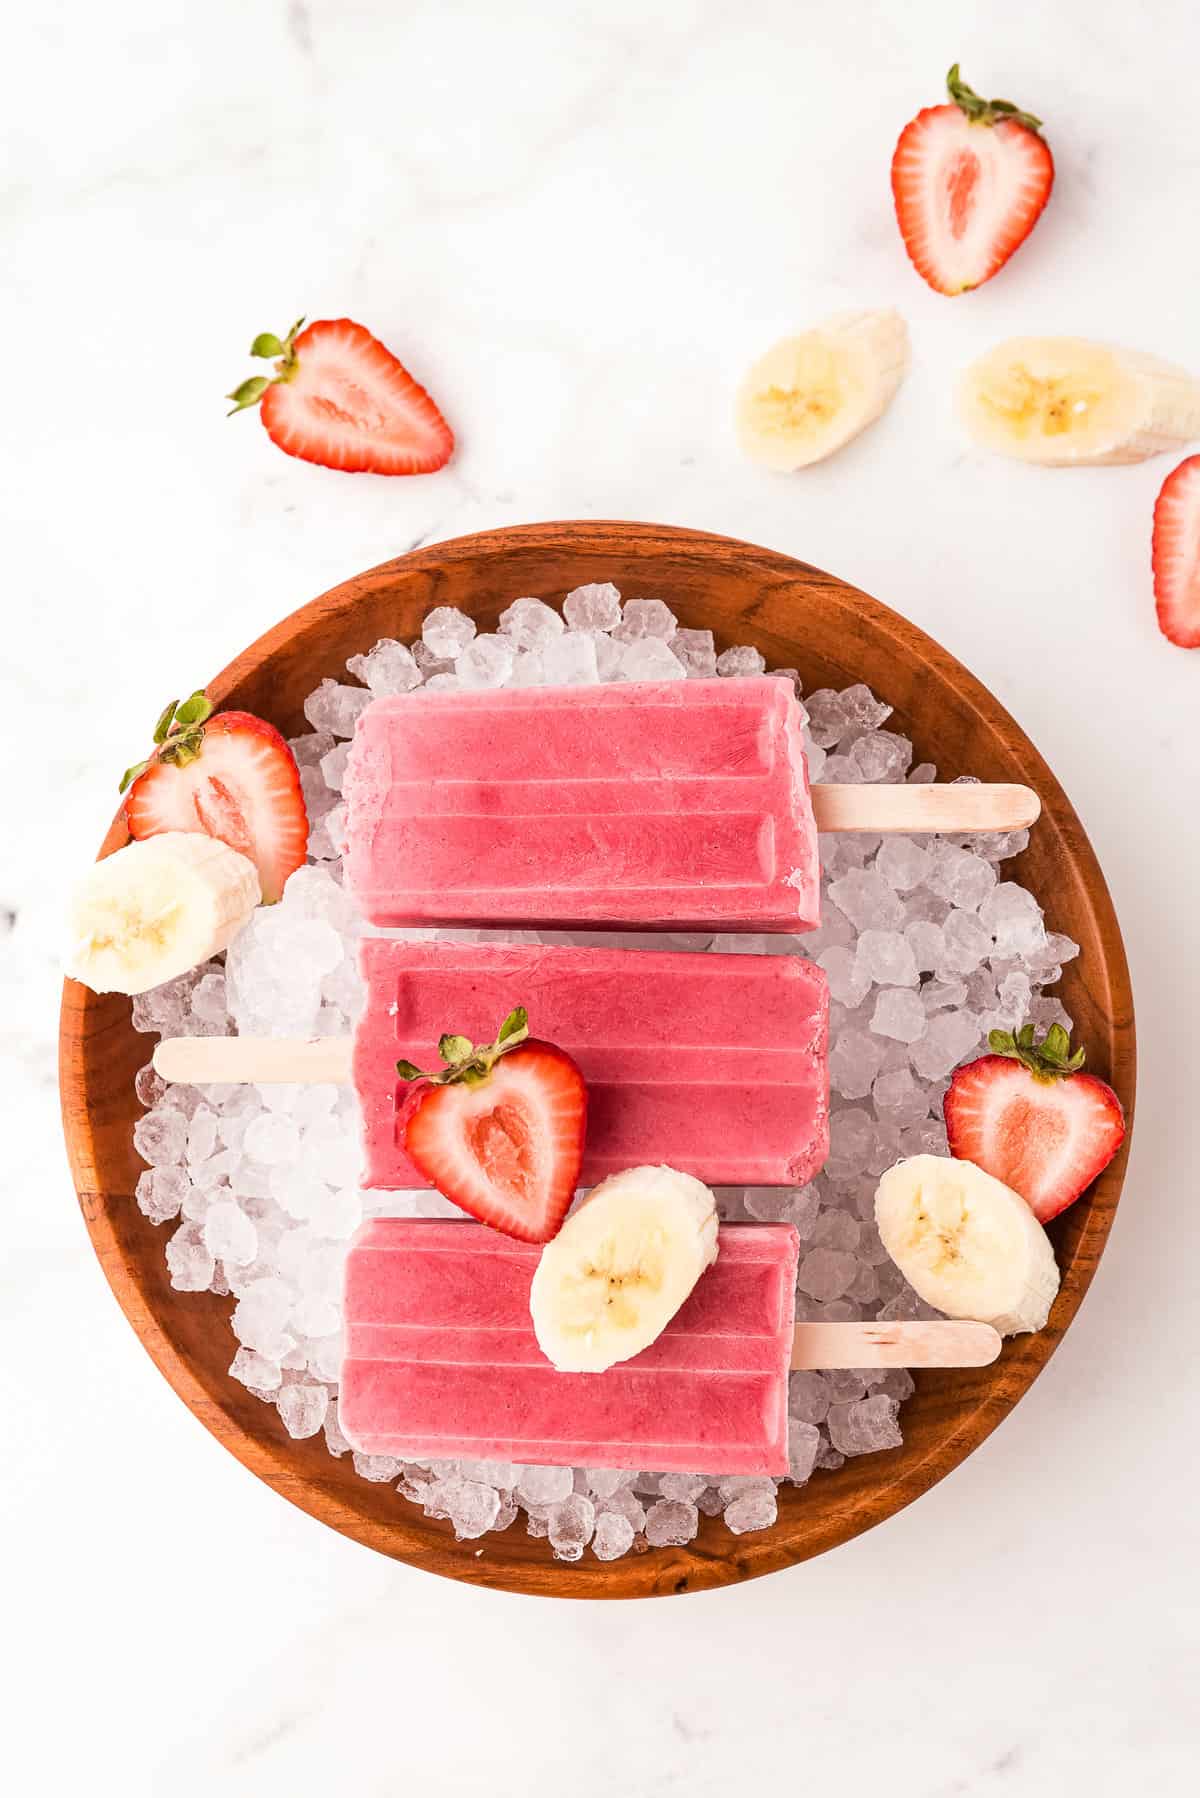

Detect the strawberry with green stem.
xmin=944 ymin=1022 xmax=1126 ymax=1223
xmin=122 ymin=692 xmax=308 ymax=903
xmin=227 ymin=316 xmax=454 ymax=476
xmin=398 ymin=1008 xmax=588 ymax=1243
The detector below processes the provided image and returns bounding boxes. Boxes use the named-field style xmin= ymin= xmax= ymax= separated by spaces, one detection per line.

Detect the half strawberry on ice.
xmin=121 ymin=692 xmax=308 ymax=903
xmin=398 ymin=1008 xmax=588 ymax=1243
xmin=944 ymin=1022 xmax=1126 ymax=1223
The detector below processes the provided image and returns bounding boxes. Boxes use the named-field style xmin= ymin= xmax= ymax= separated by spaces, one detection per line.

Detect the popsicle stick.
xmin=791 ymin=1320 xmax=1000 ymax=1369
xmin=154 ymin=1035 xmax=352 ymax=1084
xmin=811 ymin=783 xmax=1039 ymax=833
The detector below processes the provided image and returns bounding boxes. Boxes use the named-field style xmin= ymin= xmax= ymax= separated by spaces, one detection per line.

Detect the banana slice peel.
xmin=530 ymin=1164 xmax=719 ymax=1372
xmin=961 ymin=335 xmax=1200 ymax=466
xmin=67 ymin=830 xmax=261 ymax=996
xmin=737 ymin=308 xmax=910 ymax=471
xmin=875 ymin=1154 xmax=1059 ymax=1337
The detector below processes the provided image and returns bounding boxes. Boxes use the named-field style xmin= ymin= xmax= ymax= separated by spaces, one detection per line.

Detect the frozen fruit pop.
xmin=338 ymin=1219 xmax=1002 ymax=1475
xmin=360 ymin=939 xmax=828 ymax=1190
xmin=156 ymin=939 xmax=831 ymax=1191
xmin=343 ymin=677 xmax=821 ymax=932
xmin=341 ymin=1219 xmax=800 ymax=1474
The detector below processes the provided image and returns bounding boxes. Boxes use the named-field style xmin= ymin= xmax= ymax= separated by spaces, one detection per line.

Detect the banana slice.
xmin=736 ymin=308 xmax=909 ymax=471
xmin=530 ymin=1164 xmax=719 ymax=1372
xmin=961 ymin=336 xmax=1200 ymax=466
xmin=67 ymin=831 xmax=261 ymax=996
xmin=875 ymin=1154 xmax=1059 ymax=1337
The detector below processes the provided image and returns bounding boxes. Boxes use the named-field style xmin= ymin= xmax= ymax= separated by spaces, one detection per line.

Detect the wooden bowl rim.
xmin=59 ymin=519 xmax=1136 ymax=1599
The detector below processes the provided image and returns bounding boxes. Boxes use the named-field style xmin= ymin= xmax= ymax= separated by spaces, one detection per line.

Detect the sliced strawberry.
xmin=227 ymin=316 xmax=453 ymax=476
xmin=399 ymin=1010 xmax=587 ymax=1243
xmin=944 ymin=1023 xmax=1125 ymax=1223
xmin=1152 ymin=454 xmax=1200 ymax=648
xmin=123 ymin=696 xmax=307 ymax=903
xmin=891 ymin=65 xmax=1053 ymax=295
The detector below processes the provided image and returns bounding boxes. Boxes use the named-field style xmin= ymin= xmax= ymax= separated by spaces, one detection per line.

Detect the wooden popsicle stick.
xmin=790 ymin=1320 xmax=1000 ymax=1369
xmin=154 ymin=1035 xmax=353 ymax=1084
xmin=811 ymin=782 xmax=1039 ymax=833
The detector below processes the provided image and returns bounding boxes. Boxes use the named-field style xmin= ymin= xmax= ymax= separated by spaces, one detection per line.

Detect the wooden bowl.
xmin=59 ymin=520 xmax=1135 ymax=1599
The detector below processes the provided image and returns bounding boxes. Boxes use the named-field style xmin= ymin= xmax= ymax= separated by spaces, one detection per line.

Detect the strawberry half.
xmin=398 ymin=1009 xmax=587 ymax=1243
xmin=944 ymin=1023 xmax=1125 ymax=1223
xmin=1152 ymin=454 xmax=1200 ymax=648
xmin=227 ymin=317 xmax=454 ymax=476
xmin=121 ymin=693 xmax=308 ymax=903
xmin=891 ymin=64 xmax=1053 ymax=295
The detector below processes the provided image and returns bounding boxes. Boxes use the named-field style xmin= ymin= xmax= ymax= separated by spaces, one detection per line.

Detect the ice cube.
xmin=658 ymin=1473 xmax=707 ymax=1503
xmin=856 ymin=930 xmax=919 ymax=987
xmin=547 ymin=1494 xmax=596 ymax=1560
xmin=818 ymin=944 xmax=871 ymax=1008
xmin=165 ymin=1219 xmax=215 ymax=1292
xmin=827 ymin=870 xmax=904 ymax=931
xmin=134 ymin=1107 xmax=188 ymax=1168
xmin=876 ymin=836 xmax=931 ymax=891
xmin=324 ymin=1400 xmax=352 ymax=1457
xmin=229 ymin=1347 xmax=281 ymax=1393
xmin=135 ymin=1165 xmax=188 ymax=1225
xmin=509 ymin=649 xmax=546 ymax=688
xmin=716 ymin=645 xmax=766 ymax=677
xmin=787 ymin=1422 xmax=821 ymax=1484
xmin=455 ymin=634 xmax=516 ymax=690
xmin=644 ymin=1499 xmax=699 ymax=1546
xmin=231 ymin=1277 xmax=295 ymax=1356
xmin=591 ymin=1511 xmax=636 ymax=1560
xmin=539 ymin=630 xmax=599 ymax=685
xmin=303 ymin=679 xmax=373 ymax=738
xmin=277 ymin=1381 xmax=329 ymax=1439
xmin=937 ymin=909 xmax=993 ymax=975
xmin=203 ymin=1199 xmax=258 ymax=1266
xmin=421 ymin=606 xmax=477 ymax=660
xmin=723 ymin=1487 xmax=778 ymax=1533
xmin=980 ymin=882 xmax=1047 ymax=957
xmin=668 ymin=628 xmax=718 ymax=678
xmin=827 ymin=1394 xmax=903 ymax=1456
xmin=926 ymin=843 xmax=998 ymax=912
xmin=419 ymin=673 xmax=460 ymax=693
xmin=345 ymin=638 xmax=422 ymax=696
xmin=870 ymin=987 xmax=926 ymax=1044
xmin=828 ymin=1028 xmax=887 ymax=1100
xmin=788 ymin=1371 xmax=831 ymax=1425
xmin=849 ymin=730 xmax=912 ymax=784
xmin=836 ymin=683 xmax=893 ymax=738
xmin=825 ymin=1107 xmax=876 ymax=1179
xmin=427 ymin=1476 xmax=503 ymax=1541
xmin=798 ymin=1248 xmax=859 ymax=1302
xmin=909 ymin=1010 xmax=981 ymax=1081
xmin=191 ymin=973 xmax=229 ymax=1026
xmin=811 ymin=1210 xmax=860 ymax=1252
xmin=872 ymin=1065 xmax=928 ymax=1128
xmin=352 ymin=1452 xmax=403 ymax=1482
xmin=618 ymin=637 xmax=688 ymax=682
xmin=498 ymin=596 xmax=565 ymax=650
xmin=563 ymin=582 xmax=621 ymax=631
xmin=613 ymin=597 xmax=678 ymax=642
xmin=243 ymin=1112 xmax=301 ymax=1167
xmin=515 ymin=1465 xmax=575 ymax=1505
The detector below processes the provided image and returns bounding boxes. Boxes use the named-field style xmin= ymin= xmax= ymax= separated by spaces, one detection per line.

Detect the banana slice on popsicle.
xmin=961 ymin=336 xmax=1200 ymax=466
xmin=736 ymin=308 xmax=910 ymax=470
xmin=67 ymin=831 xmax=260 ymax=996
xmin=530 ymin=1164 xmax=719 ymax=1372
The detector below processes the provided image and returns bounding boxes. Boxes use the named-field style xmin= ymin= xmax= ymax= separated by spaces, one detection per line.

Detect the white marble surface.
xmin=4 ymin=1 xmax=1199 ymax=1790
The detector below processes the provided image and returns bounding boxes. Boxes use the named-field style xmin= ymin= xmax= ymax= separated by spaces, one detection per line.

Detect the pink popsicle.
xmin=343 ymin=676 xmax=819 ymax=931
xmin=355 ymin=939 xmax=829 ymax=1190
xmin=339 ymin=1218 xmax=799 ymax=1475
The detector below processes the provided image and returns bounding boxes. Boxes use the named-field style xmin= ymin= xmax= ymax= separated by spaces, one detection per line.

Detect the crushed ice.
xmin=129 ymin=584 xmax=1078 ymax=1560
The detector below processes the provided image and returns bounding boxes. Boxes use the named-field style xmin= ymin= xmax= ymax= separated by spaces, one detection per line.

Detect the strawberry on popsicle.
xmin=396 ymin=1007 xmax=588 ymax=1243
